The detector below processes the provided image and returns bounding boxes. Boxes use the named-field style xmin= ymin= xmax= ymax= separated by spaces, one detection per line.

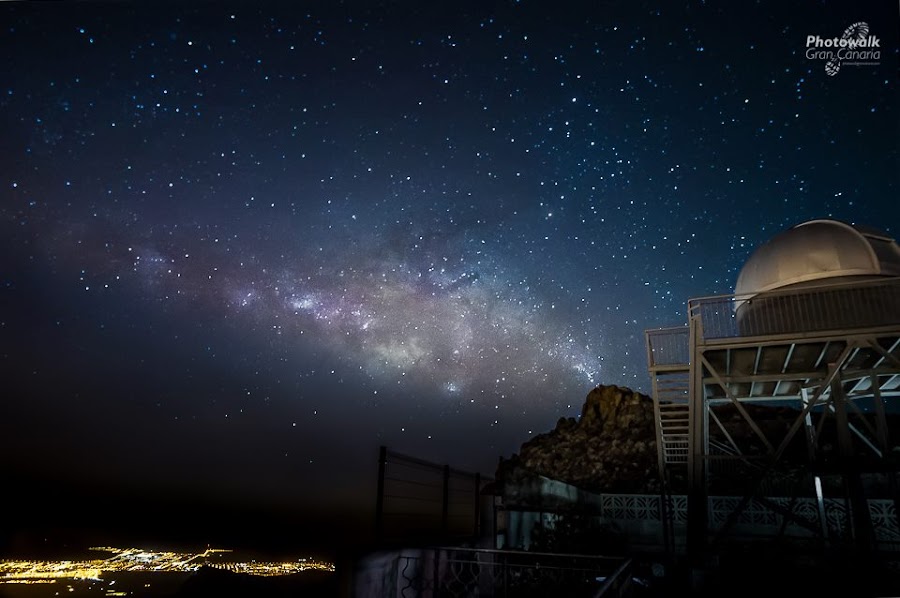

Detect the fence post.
xmin=442 ymin=465 xmax=451 ymax=539
xmin=474 ymin=472 xmax=481 ymax=541
xmin=375 ymin=445 xmax=387 ymax=545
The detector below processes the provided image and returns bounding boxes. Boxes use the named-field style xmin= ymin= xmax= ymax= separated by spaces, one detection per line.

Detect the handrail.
xmin=685 ymin=276 xmax=900 ymax=341
xmin=646 ymin=326 xmax=690 ymax=367
xmin=686 ymin=276 xmax=900 ymax=309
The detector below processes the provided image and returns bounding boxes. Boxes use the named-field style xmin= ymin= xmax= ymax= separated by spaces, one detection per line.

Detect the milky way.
xmin=66 ymin=213 xmax=604 ymax=405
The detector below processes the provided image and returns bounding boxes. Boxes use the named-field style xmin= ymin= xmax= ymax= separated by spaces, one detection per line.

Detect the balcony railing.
xmin=688 ymin=277 xmax=900 ymax=341
xmin=646 ymin=326 xmax=690 ymax=368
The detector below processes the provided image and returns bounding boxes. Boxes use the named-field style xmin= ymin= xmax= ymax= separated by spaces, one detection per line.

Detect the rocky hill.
xmin=496 ymin=385 xmax=660 ymax=496
xmin=495 ymin=383 xmax=900 ymax=502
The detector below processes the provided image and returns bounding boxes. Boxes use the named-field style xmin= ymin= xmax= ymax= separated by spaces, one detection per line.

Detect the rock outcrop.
xmin=496 ymin=385 xmax=659 ymax=496
xmin=495 ymin=384 xmax=900 ymax=502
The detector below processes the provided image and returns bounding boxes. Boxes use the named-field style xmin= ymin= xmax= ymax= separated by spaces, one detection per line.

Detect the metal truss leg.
xmin=832 ymin=377 xmax=876 ymax=555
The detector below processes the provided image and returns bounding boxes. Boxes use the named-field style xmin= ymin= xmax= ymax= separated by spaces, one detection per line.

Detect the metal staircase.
xmin=646 ymin=329 xmax=691 ymax=472
xmin=658 ymin=398 xmax=690 ymax=465
xmin=646 ymin=328 xmax=692 ymax=556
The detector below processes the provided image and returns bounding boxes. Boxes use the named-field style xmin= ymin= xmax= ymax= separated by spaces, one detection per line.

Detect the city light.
xmin=0 ymin=546 xmax=334 ymax=584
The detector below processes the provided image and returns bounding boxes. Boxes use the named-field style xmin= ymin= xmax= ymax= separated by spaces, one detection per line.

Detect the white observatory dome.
xmin=735 ymin=219 xmax=900 ymax=301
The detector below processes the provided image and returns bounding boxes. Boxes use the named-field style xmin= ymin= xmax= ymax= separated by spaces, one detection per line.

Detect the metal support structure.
xmin=647 ymin=276 xmax=900 ymax=566
xmin=687 ymin=315 xmax=708 ymax=563
xmin=832 ymin=375 xmax=876 ymax=553
xmin=802 ymin=388 xmax=829 ymax=543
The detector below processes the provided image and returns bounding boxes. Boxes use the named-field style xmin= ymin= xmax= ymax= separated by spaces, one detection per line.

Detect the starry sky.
xmin=1 ymin=1 xmax=897 ymax=553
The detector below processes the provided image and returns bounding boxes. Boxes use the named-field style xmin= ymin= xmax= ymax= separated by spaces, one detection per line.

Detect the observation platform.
xmin=646 ymin=274 xmax=900 ymax=558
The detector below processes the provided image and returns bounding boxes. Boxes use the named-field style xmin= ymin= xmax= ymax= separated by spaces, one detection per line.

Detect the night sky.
xmin=2 ymin=1 xmax=897 ymax=554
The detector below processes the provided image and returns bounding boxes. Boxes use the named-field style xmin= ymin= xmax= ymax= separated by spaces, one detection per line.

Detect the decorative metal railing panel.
xmin=824 ymin=499 xmax=900 ymax=547
xmin=558 ymin=493 xmax=897 ymax=548
xmin=504 ymin=492 xmax=898 ymax=540
xmin=708 ymin=496 xmax=825 ymax=536
xmin=709 ymin=497 xmax=779 ymax=529
xmin=667 ymin=495 xmax=689 ymax=524
xmin=790 ymin=498 xmax=824 ymax=532
xmin=601 ymin=494 xmax=662 ymax=522
xmin=825 ymin=499 xmax=849 ymax=538
xmin=394 ymin=548 xmax=624 ymax=598
xmin=870 ymin=500 xmax=900 ymax=544
xmin=706 ymin=495 xmax=900 ymax=547
xmin=498 ymin=492 xmax=900 ymax=560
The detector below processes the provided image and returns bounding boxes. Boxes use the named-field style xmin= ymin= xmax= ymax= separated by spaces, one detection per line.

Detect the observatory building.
xmin=646 ymin=218 xmax=900 ymax=562
xmin=734 ymin=219 xmax=900 ymax=335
